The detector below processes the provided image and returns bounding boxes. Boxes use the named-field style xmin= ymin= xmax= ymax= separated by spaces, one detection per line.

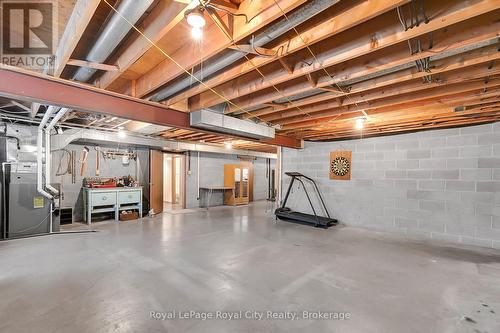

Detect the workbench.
xmin=83 ymin=187 xmax=143 ymax=224
xmin=200 ymin=186 xmax=233 ymax=209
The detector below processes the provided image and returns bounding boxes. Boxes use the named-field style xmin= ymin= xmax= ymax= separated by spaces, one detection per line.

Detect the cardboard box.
xmin=120 ymin=211 xmax=139 ymax=221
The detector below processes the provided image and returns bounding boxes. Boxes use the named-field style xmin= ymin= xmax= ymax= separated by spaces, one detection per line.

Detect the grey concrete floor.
xmin=1 ymin=202 xmax=500 ymax=333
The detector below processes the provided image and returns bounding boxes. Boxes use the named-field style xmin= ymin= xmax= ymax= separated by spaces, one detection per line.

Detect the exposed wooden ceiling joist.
xmin=203 ymin=1 xmax=499 ymax=113
xmin=133 ymin=0 xmax=309 ymax=98
xmin=267 ymin=60 xmax=500 ymax=125
xmin=166 ymin=0 xmax=409 ymax=107
xmin=54 ymin=0 xmax=101 ymax=78
xmin=239 ymin=14 xmax=500 ymax=119
xmin=281 ymin=75 xmax=500 ymax=131
xmin=96 ymin=0 xmax=195 ymax=90
xmin=17 ymin=0 xmax=500 ymax=144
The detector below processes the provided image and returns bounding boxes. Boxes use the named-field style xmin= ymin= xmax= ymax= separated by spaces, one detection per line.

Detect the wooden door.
xmin=150 ymin=150 xmax=163 ymax=214
xmin=224 ymin=164 xmax=235 ymax=205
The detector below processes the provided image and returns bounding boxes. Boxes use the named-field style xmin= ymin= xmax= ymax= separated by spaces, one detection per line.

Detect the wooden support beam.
xmin=208 ymin=0 xmax=239 ymax=11
xmin=300 ymin=104 xmax=500 ymax=140
xmin=195 ymin=1 xmax=499 ymax=111
xmin=278 ymin=57 xmax=294 ymax=74
xmin=263 ymin=47 xmax=500 ymax=123
xmin=207 ymin=7 xmax=234 ymax=39
xmin=305 ymin=117 xmax=500 ymax=140
xmin=30 ymin=102 xmax=41 ymax=117
xmin=305 ymin=73 xmax=317 ymax=87
xmin=11 ymin=101 xmax=31 ymax=112
xmin=228 ymin=44 xmax=276 ymax=57
xmin=67 ymin=59 xmax=120 ymax=72
xmin=167 ymin=0 xmax=408 ymax=107
xmin=98 ymin=0 xmax=196 ymax=89
xmin=0 ymin=65 xmax=302 ymax=149
xmin=280 ymin=77 xmax=500 ymax=130
xmin=245 ymin=42 xmax=500 ymax=122
xmin=293 ymin=89 xmax=500 ymax=136
xmin=134 ymin=0 xmax=309 ymax=98
xmin=131 ymin=80 xmax=137 ymax=97
xmin=31 ymin=0 xmax=100 ymax=117
xmin=54 ymin=0 xmax=101 ymax=77
xmin=239 ymin=13 xmax=500 ymax=119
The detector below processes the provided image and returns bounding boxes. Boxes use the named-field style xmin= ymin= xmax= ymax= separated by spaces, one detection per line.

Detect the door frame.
xmin=150 ymin=149 xmax=164 ymax=214
xmin=162 ymin=152 xmax=186 ymax=210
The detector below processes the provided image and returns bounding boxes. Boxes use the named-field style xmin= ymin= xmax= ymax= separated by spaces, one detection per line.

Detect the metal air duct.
xmin=190 ymin=109 xmax=275 ymax=139
xmin=51 ymin=128 xmax=277 ymax=159
xmin=73 ymin=0 xmax=155 ymax=82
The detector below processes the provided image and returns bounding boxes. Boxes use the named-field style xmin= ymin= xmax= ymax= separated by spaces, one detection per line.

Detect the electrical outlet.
xmin=187 ymin=170 xmax=192 ymax=175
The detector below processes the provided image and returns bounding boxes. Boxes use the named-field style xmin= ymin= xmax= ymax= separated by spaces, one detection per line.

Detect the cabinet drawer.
xmin=91 ymin=192 xmax=116 ymax=206
xmin=118 ymin=191 xmax=141 ymax=204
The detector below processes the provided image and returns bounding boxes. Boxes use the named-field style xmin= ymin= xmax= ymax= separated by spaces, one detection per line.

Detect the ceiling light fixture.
xmin=225 ymin=142 xmax=233 ymax=149
xmin=191 ymin=26 xmax=203 ymax=40
xmin=355 ymin=118 xmax=365 ymax=130
xmin=186 ymin=6 xmax=206 ymax=28
xmin=186 ymin=6 xmax=206 ymax=40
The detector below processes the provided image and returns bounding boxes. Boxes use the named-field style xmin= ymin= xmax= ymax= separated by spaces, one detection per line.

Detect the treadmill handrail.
xmin=281 ymin=172 xmax=332 ymax=221
xmin=295 ymin=177 xmax=320 ymax=225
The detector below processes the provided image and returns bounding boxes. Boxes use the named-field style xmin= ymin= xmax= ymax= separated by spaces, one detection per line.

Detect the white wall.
xmin=163 ymin=154 xmax=172 ymax=202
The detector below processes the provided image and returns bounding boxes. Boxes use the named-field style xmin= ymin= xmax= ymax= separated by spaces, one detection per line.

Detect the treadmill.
xmin=275 ymin=172 xmax=337 ymax=228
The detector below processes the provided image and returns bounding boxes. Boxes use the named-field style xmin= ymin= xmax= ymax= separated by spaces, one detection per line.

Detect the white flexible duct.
xmin=45 ymin=108 xmax=70 ymax=195
xmin=37 ymin=106 xmax=58 ymax=199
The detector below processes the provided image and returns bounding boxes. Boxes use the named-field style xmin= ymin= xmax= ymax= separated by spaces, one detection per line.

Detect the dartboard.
xmin=331 ymin=156 xmax=350 ymax=176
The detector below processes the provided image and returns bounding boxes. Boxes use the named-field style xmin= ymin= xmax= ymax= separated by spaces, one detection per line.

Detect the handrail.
xmin=282 ymin=172 xmax=331 ymax=220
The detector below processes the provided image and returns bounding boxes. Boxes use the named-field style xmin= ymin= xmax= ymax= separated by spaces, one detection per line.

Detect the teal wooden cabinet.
xmin=83 ymin=187 xmax=143 ymax=224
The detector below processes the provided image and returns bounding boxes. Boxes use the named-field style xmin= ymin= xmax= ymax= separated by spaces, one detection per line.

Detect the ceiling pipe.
xmin=73 ymin=0 xmax=155 ymax=82
xmin=148 ymin=0 xmax=339 ymax=103
xmin=44 ymin=108 xmax=70 ymax=196
xmin=37 ymin=106 xmax=58 ymax=200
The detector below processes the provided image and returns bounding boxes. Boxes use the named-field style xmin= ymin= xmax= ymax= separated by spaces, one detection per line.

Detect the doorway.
xmin=149 ymin=150 xmax=186 ymax=214
xmin=163 ymin=153 xmax=185 ymax=211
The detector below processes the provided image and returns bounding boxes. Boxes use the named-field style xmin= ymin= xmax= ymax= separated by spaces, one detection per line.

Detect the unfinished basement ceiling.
xmin=1 ymin=0 xmax=499 ymax=152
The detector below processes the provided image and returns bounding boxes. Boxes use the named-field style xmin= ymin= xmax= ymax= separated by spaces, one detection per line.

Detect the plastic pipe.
xmin=37 ymin=106 xmax=58 ymax=199
xmin=44 ymin=108 xmax=70 ymax=195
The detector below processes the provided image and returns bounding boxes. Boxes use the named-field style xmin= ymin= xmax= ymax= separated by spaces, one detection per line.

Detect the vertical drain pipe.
xmin=197 ymin=151 xmax=200 ymax=202
xmin=37 ymin=106 xmax=57 ymax=199
xmin=45 ymin=108 xmax=70 ymax=195
xmin=276 ymin=147 xmax=282 ymax=205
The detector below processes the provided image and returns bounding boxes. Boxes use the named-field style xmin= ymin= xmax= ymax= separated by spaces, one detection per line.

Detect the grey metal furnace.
xmin=2 ymin=162 xmax=60 ymax=239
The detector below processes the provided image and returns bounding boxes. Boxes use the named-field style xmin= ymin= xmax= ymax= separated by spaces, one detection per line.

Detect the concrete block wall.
xmin=186 ymin=152 xmax=275 ymax=208
xmin=281 ymin=122 xmax=500 ymax=249
xmin=253 ymin=158 xmax=275 ymax=200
